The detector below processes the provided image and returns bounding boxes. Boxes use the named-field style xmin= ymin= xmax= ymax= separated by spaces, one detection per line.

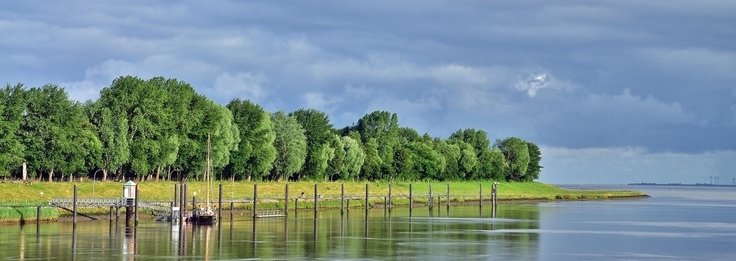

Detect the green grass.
xmin=0 ymin=180 xmax=647 ymax=206
xmin=0 ymin=207 xmax=59 ymax=223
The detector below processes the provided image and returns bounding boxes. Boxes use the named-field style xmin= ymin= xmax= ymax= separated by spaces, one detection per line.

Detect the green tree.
xmin=0 ymin=84 xmax=26 ymax=178
xmin=355 ymin=111 xmax=399 ymax=179
xmin=340 ymin=135 xmax=365 ymax=181
xmin=269 ymin=111 xmax=307 ymax=181
xmin=360 ymin=138 xmax=382 ymax=180
xmin=22 ymin=85 xmax=100 ymax=181
xmin=525 ymin=142 xmax=542 ymax=181
xmin=290 ymin=109 xmax=334 ymax=180
xmin=226 ymin=99 xmax=276 ymax=181
xmin=494 ymin=137 xmax=530 ymax=181
xmin=85 ymin=101 xmax=130 ymax=181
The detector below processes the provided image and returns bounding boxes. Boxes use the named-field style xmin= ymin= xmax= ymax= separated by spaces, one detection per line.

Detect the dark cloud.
xmin=1 ymin=0 xmax=734 ymax=183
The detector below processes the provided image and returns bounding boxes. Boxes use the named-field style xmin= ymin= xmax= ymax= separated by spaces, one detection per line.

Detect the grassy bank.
xmin=0 ymin=180 xmax=646 ymax=206
xmin=0 ymin=207 xmax=59 ymax=224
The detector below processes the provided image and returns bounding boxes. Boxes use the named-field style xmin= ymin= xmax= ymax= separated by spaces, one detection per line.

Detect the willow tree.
xmin=226 ymin=99 xmax=275 ymax=181
xmin=290 ymin=109 xmax=334 ymax=180
xmin=269 ymin=111 xmax=307 ymax=181
xmin=0 ymin=84 xmax=25 ymax=178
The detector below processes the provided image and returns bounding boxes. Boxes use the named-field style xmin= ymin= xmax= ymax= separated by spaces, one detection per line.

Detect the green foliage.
xmin=226 ymin=99 xmax=276 ymax=181
xmin=495 ymin=137 xmax=531 ymax=181
xmin=269 ymin=111 xmax=307 ymax=181
xmin=4 ymin=77 xmax=544 ymax=183
xmin=290 ymin=109 xmax=334 ymax=180
xmin=0 ymin=84 xmax=26 ymax=177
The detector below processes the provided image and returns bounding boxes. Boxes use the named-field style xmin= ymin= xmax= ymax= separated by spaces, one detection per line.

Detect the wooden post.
xmin=340 ymin=183 xmax=345 ymax=216
xmin=437 ymin=195 xmax=441 ymax=216
xmin=409 ymin=183 xmax=413 ymax=217
xmin=428 ymin=183 xmax=433 ymax=213
xmin=446 ymin=183 xmax=450 ymax=212
xmin=182 ymin=184 xmax=187 ymax=221
xmin=218 ymin=183 xmax=223 ymax=222
xmin=388 ymin=183 xmax=392 ymax=208
xmin=73 ymin=185 xmax=78 ymax=227
xmin=135 ymin=185 xmax=139 ymax=226
xmin=109 ymin=206 xmax=114 ymax=221
xmin=365 ymin=184 xmax=369 ymax=214
xmin=174 ymin=184 xmax=179 ymax=209
xmin=284 ymin=183 xmax=289 ymax=217
xmin=253 ymin=184 xmax=258 ymax=219
xmin=314 ymin=183 xmax=318 ymax=215
xmin=230 ymin=202 xmax=234 ymax=221
xmin=36 ymin=205 xmax=41 ymax=225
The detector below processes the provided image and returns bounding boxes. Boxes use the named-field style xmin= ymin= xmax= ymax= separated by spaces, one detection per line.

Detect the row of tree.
xmin=0 ymin=76 xmax=542 ymax=182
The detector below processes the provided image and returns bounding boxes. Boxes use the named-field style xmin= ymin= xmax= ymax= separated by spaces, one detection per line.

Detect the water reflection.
xmin=2 ymin=204 xmax=545 ymax=260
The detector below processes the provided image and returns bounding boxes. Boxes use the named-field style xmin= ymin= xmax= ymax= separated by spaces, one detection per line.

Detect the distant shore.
xmin=629 ymin=183 xmax=736 ymax=188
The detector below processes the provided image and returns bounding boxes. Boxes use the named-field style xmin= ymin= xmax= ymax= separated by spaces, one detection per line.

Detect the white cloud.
xmin=212 ymin=72 xmax=267 ymax=103
xmin=514 ymin=72 xmax=575 ymax=98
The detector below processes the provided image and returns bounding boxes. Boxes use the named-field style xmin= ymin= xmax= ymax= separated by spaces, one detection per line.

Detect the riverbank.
xmin=0 ymin=180 xmax=647 ymax=223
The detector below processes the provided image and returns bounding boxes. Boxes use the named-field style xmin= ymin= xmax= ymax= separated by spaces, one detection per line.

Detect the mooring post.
xmin=340 ymin=183 xmax=345 ymax=217
xmin=365 ymin=184 xmax=369 ymax=215
xmin=285 ymin=183 xmax=289 ymax=217
xmin=437 ymin=195 xmax=440 ymax=216
xmin=174 ymin=184 xmax=179 ymax=208
xmin=428 ymin=183 xmax=433 ymax=213
xmin=218 ymin=183 xmax=223 ymax=222
xmin=409 ymin=183 xmax=413 ymax=217
xmin=36 ymin=205 xmax=41 ymax=225
xmin=135 ymin=184 xmax=139 ymax=227
xmin=73 ymin=185 xmax=78 ymax=227
xmin=179 ymin=184 xmax=187 ymax=221
xmin=109 ymin=206 xmax=114 ymax=221
xmin=253 ymin=183 xmax=258 ymax=219
xmin=383 ymin=196 xmax=387 ymax=217
xmin=230 ymin=202 xmax=234 ymax=221
xmin=388 ymin=183 xmax=392 ymax=209
xmin=446 ymin=183 xmax=450 ymax=213
xmin=313 ymin=183 xmax=318 ymax=217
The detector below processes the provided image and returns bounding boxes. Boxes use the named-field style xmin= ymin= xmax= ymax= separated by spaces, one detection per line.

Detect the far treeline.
xmin=0 ymin=76 xmax=542 ymax=183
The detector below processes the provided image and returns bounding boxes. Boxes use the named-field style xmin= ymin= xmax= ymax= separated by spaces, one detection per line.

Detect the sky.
xmin=2 ymin=1 xmax=735 ymax=184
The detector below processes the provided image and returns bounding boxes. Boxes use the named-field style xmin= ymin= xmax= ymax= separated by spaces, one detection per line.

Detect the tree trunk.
xmin=155 ymin=166 xmax=161 ymax=181
xmin=47 ymin=170 xmax=53 ymax=182
xmin=102 ymin=169 xmax=108 ymax=181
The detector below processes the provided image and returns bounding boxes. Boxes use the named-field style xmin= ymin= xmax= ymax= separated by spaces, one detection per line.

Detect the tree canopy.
xmin=1 ymin=76 xmax=543 ymax=183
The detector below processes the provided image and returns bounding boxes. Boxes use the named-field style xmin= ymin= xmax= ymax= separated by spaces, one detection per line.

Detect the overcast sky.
xmin=2 ymin=1 xmax=735 ymax=184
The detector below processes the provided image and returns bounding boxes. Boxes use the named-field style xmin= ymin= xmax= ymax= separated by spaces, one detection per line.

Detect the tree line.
xmin=0 ymin=76 xmax=542 ymax=182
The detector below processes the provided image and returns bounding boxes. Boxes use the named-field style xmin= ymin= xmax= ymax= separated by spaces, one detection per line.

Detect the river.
xmin=1 ymin=185 xmax=734 ymax=260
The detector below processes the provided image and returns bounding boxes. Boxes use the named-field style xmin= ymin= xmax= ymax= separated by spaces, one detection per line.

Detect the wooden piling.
xmin=388 ymin=183 xmax=392 ymax=208
xmin=409 ymin=183 xmax=413 ymax=217
xmin=285 ymin=183 xmax=289 ymax=217
xmin=253 ymin=184 xmax=258 ymax=219
xmin=429 ymin=183 xmax=433 ymax=212
xmin=340 ymin=183 xmax=345 ymax=216
xmin=73 ymin=185 xmax=77 ymax=226
xmin=446 ymin=183 xmax=450 ymax=212
xmin=365 ymin=184 xmax=369 ymax=214
xmin=134 ymin=185 xmax=139 ymax=226
xmin=218 ymin=183 xmax=223 ymax=221
xmin=314 ymin=183 xmax=318 ymax=216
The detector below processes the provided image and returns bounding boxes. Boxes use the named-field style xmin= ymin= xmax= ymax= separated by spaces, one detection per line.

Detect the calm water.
xmin=1 ymin=185 xmax=735 ymax=260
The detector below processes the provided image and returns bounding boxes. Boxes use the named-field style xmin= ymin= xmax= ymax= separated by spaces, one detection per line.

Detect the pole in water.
xmin=388 ymin=183 xmax=392 ymax=209
xmin=340 ymin=183 xmax=347 ymax=216
xmin=365 ymin=184 xmax=369 ymax=215
xmin=446 ymin=183 xmax=450 ymax=213
xmin=218 ymin=183 xmax=223 ymax=222
xmin=135 ymin=184 xmax=139 ymax=227
xmin=409 ymin=183 xmax=413 ymax=217
xmin=314 ymin=183 xmax=318 ymax=218
xmin=73 ymin=185 xmax=78 ymax=227
xmin=253 ymin=184 xmax=258 ymax=219
xmin=284 ymin=183 xmax=289 ymax=217
xmin=428 ymin=183 xmax=433 ymax=214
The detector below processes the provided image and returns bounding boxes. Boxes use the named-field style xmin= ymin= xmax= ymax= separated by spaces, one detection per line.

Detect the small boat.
xmin=188 ymin=133 xmax=217 ymax=225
